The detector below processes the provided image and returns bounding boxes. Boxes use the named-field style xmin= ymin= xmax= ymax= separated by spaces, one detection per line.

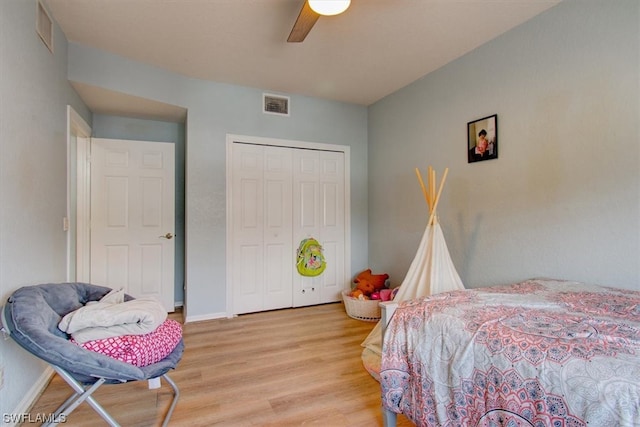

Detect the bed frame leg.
xmin=380 ymin=301 xmax=399 ymax=427
xmin=382 ymin=407 xmax=397 ymax=427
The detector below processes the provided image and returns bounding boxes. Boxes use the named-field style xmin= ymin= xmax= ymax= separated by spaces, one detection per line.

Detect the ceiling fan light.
xmin=308 ymin=0 xmax=351 ymax=16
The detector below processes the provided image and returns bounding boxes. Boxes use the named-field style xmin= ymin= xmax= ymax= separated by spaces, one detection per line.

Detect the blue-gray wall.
xmin=2 ymin=0 xmax=639 ymax=419
xmin=0 ymin=0 xmax=91 ymax=418
xmin=368 ymin=0 xmax=639 ymax=291
xmin=66 ymin=43 xmax=370 ymax=320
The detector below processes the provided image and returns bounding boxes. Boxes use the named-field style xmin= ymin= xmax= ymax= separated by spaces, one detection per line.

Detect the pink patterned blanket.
xmin=380 ymin=279 xmax=640 ymax=426
xmin=72 ymin=319 xmax=183 ymax=367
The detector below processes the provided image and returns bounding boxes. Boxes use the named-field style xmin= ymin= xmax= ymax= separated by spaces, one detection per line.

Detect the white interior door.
xmin=90 ymin=138 xmax=175 ymax=312
xmin=231 ymin=143 xmax=293 ymax=314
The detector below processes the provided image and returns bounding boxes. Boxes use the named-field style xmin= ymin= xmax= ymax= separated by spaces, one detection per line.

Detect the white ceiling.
xmin=45 ymin=0 xmax=561 ymax=122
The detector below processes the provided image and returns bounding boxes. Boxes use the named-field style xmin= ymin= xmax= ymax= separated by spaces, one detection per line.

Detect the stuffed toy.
xmin=349 ymin=279 xmax=376 ymax=299
xmin=354 ymin=269 xmax=389 ymax=291
xmin=379 ymin=288 xmax=394 ymax=301
xmin=349 ymin=289 xmax=365 ymax=299
xmin=355 ymin=279 xmax=375 ymax=295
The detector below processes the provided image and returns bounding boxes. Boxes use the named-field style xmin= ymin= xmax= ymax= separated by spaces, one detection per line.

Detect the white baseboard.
xmin=184 ymin=311 xmax=227 ymax=323
xmin=5 ymin=367 xmax=54 ymax=427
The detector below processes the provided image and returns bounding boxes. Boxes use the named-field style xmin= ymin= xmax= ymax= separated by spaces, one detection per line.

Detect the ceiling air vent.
xmin=36 ymin=1 xmax=53 ymax=53
xmin=263 ymin=94 xmax=290 ymax=116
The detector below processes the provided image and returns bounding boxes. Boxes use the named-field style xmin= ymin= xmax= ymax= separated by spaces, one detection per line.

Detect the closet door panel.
xmin=263 ymin=146 xmax=293 ymax=310
xmin=236 ymin=244 xmax=263 ymax=313
xmin=232 ymin=144 xmax=266 ymax=314
xmin=292 ymin=150 xmax=321 ymax=307
xmin=318 ymin=151 xmax=345 ymax=304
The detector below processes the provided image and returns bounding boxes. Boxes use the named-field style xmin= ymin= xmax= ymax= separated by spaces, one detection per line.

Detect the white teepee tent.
xmin=361 ymin=167 xmax=465 ymax=378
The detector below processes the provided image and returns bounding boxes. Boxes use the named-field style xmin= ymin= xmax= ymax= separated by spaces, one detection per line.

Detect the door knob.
xmin=159 ymin=233 xmax=174 ymax=240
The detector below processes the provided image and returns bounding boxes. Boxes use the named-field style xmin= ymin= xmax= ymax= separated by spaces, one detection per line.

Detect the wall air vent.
xmin=263 ymin=94 xmax=290 ymax=116
xmin=36 ymin=1 xmax=53 ymax=53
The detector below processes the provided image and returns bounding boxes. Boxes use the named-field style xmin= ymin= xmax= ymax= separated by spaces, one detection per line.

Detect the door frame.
xmin=225 ymin=133 xmax=352 ymax=317
xmin=73 ymin=129 xmax=178 ymax=310
xmin=66 ymin=106 xmax=92 ymax=282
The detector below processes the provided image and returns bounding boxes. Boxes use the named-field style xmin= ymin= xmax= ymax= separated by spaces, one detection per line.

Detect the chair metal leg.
xmin=160 ymin=374 xmax=180 ymax=427
xmin=47 ymin=366 xmax=119 ymax=427
xmin=51 ymin=391 xmax=80 ymax=419
xmin=46 ymin=366 xmax=179 ymax=427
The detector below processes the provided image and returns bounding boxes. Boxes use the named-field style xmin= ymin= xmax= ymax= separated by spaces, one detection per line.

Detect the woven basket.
xmin=342 ymin=291 xmax=381 ymax=322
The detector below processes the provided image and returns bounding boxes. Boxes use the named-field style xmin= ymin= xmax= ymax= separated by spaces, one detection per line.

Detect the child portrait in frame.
xmin=467 ymin=114 xmax=498 ymax=163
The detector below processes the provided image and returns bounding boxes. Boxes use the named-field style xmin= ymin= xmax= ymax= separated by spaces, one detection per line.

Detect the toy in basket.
xmin=342 ymin=291 xmax=381 ymax=322
xmin=342 ymin=269 xmax=393 ymax=322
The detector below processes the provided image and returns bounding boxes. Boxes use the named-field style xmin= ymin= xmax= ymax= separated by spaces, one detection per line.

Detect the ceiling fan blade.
xmin=287 ymin=1 xmax=320 ymax=43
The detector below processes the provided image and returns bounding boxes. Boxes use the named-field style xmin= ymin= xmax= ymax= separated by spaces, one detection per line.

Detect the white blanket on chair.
xmin=59 ymin=290 xmax=167 ymax=344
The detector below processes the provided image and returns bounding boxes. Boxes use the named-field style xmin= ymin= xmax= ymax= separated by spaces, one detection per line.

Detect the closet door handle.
xmin=159 ymin=233 xmax=174 ymax=240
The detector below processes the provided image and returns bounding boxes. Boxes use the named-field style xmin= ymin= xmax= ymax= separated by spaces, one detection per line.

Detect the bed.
xmin=379 ymin=278 xmax=640 ymax=427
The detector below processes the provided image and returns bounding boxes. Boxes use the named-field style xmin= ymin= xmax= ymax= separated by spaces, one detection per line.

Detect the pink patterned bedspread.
xmin=380 ymin=279 xmax=640 ymax=426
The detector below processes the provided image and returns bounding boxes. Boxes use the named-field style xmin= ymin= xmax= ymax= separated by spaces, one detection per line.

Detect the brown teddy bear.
xmin=355 ymin=269 xmax=389 ymax=291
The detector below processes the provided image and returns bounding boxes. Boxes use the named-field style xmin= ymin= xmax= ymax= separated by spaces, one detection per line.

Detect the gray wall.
xmin=368 ymin=0 xmax=639 ymax=291
xmin=92 ymin=115 xmax=186 ymax=305
xmin=0 ymin=0 xmax=91 ymax=418
xmin=67 ymin=44 xmax=370 ymax=319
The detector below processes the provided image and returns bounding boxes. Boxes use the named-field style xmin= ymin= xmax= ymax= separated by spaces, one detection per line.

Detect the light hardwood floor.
xmin=28 ymin=302 xmax=413 ymax=426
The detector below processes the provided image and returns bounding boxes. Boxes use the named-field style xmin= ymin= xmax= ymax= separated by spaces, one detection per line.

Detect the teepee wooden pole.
xmin=427 ymin=167 xmax=449 ymax=226
xmin=429 ymin=166 xmax=436 ymax=212
xmin=415 ymin=168 xmax=430 ymax=210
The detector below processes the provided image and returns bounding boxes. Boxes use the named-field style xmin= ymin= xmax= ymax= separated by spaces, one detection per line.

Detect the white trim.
xmin=184 ymin=311 xmax=228 ymax=324
xmin=225 ymin=137 xmax=234 ymax=318
xmin=225 ymin=133 xmax=352 ymax=317
xmin=227 ymin=133 xmax=347 ymax=153
xmin=75 ymin=136 xmax=91 ymax=282
xmin=66 ymin=106 xmax=91 ymax=283
xmin=5 ymin=367 xmax=54 ymax=427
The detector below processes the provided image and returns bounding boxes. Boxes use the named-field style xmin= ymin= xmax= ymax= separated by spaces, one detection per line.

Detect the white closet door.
xmin=292 ymin=150 xmax=345 ymax=307
xmin=231 ymin=143 xmax=293 ymax=314
xmin=317 ymin=150 xmax=345 ymax=304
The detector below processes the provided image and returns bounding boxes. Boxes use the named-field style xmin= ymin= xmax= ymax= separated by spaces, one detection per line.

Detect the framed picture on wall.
xmin=467 ymin=114 xmax=498 ymax=163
